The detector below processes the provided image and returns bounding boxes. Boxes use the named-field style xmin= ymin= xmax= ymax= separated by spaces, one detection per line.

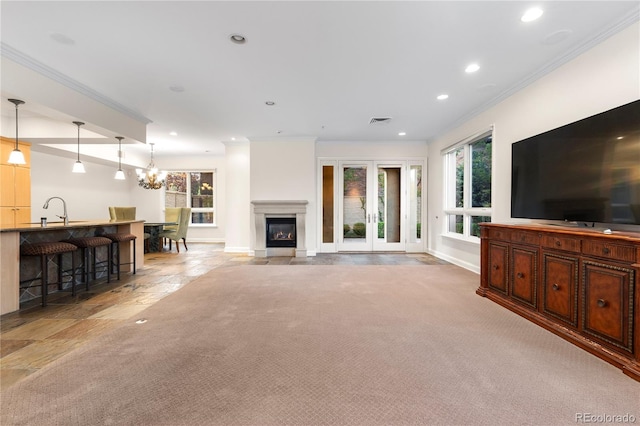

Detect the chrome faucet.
xmin=43 ymin=196 xmax=68 ymax=226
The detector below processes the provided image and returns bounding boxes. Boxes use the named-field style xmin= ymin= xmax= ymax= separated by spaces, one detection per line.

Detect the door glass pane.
xmin=409 ymin=165 xmax=422 ymax=243
xmin=343 ymin=166 xmax=367 ymax=240
xmin=378 ymin=166 xmax=401 ymax=243
xmin=322 ymin=165 xmax=334 ymax=243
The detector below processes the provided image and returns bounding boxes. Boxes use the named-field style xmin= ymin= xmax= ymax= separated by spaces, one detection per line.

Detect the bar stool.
xmin=64 ymin=236 xmax=113 ymax=289
xmin=103 ymin=233 xmax=137 ymax=280
xmin=20 ymin=241 xmax=78 ymax=307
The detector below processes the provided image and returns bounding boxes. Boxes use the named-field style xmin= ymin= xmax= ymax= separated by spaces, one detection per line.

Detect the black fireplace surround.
xmin=266 ymin=217 xmax=296 ymax=248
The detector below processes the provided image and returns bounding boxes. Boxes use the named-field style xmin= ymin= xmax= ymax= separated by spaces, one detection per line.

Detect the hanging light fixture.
xmin=7 ymin=99 xmax=26 ymax=165
xmin=136 ymin=143 xmax=165 ymax=189
xmin=114 ymin=136 xmax=125 ymax=180
xmin=72 ymin=121 xmax=86 ymax=173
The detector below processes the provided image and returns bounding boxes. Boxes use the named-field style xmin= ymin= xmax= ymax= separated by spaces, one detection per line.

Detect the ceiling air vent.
xmin=369 ymin=117 xmax=392 ymax=125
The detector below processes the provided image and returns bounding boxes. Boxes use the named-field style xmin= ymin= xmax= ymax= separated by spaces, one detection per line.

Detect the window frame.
xmin=165 ymin=170 xmax=217 ymax=227
xmin=442 ymin=128 xmax=493 ymax=242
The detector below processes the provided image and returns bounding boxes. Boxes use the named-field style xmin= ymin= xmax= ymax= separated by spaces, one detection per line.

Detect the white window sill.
xmin=441 ymin=232 xmax=480 ymax=246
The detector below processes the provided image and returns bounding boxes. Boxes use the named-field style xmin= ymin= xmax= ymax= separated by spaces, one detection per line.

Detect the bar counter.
xmin=0 ymin=219 xmax=145 ymax=315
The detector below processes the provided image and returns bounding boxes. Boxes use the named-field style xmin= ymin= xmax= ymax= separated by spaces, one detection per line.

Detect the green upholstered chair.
xmin=159 ymin=207 xmax=191 ymax=253
xmin=108 ymin=206 xmax=136 ymax=220
xmin=163 ymin=207 xmax=181 ymax=232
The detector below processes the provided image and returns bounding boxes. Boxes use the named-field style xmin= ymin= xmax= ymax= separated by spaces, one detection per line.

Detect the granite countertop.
xmin=0 ymin=219 xmax=144 ymax=233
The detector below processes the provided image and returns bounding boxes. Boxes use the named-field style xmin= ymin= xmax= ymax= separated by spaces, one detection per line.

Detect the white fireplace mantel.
xmin=252 ymin=200 xmax=308 ymax=257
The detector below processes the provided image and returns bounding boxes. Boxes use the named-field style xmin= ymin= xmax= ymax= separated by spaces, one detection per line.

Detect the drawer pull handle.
xmin=597 ymin=299 xmax=607 ymax=308
xmin=555 ymin=240 xmax=561 ymax=247
xmin=517 ymin=272 xmax=524 ymax=279
xmin=492 ymin=264 xmax=499 ymax=270
xmin=552 ymin=283 xmax=560 ymax=291
xmin=602 ymin=247 xmax=610 ymax=255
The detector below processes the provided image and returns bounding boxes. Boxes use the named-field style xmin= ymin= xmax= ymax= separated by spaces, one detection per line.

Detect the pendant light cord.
xmin=73 ymin=121 xmax=84 ymax=161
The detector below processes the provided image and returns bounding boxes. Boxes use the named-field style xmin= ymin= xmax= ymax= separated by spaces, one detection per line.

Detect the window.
xmin=443 ymin=131 xmax=492 ymax=240
xmin=165 ymin=171 xmax=216 ymax=225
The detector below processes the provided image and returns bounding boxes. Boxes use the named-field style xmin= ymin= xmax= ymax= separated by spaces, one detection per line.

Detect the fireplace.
xmin=266 ymin=218 xmax=296 ymax=248
xmin=251 ymin=200 xmax=308 ymax=257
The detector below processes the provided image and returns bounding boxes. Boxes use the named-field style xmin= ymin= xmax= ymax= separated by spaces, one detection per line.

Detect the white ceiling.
xmin=1 ymin=1 xmax=638 ymax=163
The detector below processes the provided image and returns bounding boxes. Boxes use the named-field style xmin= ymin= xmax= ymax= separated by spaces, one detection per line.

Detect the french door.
xmin=337 ymin=161 xmax=405 ymax=252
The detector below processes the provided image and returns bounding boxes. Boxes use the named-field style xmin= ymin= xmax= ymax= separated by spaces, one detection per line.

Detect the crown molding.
xmin=1 ymin=42 xmax=152 ymax=125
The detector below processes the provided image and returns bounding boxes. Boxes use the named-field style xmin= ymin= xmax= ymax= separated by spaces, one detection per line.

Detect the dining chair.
xmin=108 ymin=206 xmax=136 ymax=220
xmin=159 ymin=207 xmax=191 ymax=253
xmin=106 ymin=206 xmax=142 ymax=275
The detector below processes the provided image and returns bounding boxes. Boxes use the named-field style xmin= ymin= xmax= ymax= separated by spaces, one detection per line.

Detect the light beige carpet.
xmin=1 ymin=265 xmax=638 ymax=425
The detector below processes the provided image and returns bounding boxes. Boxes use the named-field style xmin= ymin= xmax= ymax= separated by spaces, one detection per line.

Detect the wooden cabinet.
xmin=542 ymin=252 xmax=578 ymax=327
xmin=0 ymin=137 xmax=31 ymax=227
xmin=479 ymin=223 xmax=640 ymax=381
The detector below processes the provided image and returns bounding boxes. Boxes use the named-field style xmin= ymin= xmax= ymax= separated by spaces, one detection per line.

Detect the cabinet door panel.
xmin=488 ymin=242 xmax=508 ymax=295
xmin=14 ymin=167 xmax=30 ymax=207
xmin=582 ymin=261 xmax=634 ymax=354
xmin=542 ymin=253 xmax=578 ymax=327
xmin=1 ymin=165 xmax=15 ymax=206
xmin=511 ymin=247 xmax=537 ymax=308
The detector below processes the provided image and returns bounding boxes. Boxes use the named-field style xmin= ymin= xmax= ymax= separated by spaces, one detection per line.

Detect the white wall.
xmin=250 ymin=137 xmax=317 ymax=253
xmin=316 ymin=140 xmax=427 ymax=159
xmin=31 ymin=150 xmax=134 ymax=221
xmin=224 ymin=141 xmax=251 ymax=252
xmin=426 ymin=22 xmax=640 ymax=272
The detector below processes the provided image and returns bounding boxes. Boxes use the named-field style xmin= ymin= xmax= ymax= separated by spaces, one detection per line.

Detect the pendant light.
xmin=72 ymin=121 xmax=86 ymax=173
xmin=7 ymin=99 xmax=26 ymax=165
xmin=114 ymin=136 xmax=125 ymax=180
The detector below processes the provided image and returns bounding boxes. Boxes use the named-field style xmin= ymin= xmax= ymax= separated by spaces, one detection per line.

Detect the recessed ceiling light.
xmin=437 ymin=94 xmax=449 ymax=100
xmin=616 ymin=136 xmax=624 ymax=140
xmin=231 ymin=137 xmax=236 ymax=141
xmin=50 ymin=33 xmax=75 ymax=45
xmin=521 ymin=8 xmax=543 ymax=22
xmin=265 ymin=101 xmax=275 ymax=106
xmin=398 ymin=132 xmax=406 ymax=136
xmin=169 ymin=131 xmax=177 ymax=136
xmin=465 ymin=63 xmax=480 ymax=73
xmin=230 ymin=34 xmax=246 ymax=44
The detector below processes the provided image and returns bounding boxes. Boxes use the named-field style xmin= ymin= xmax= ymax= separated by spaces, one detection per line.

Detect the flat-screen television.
xmin=511 ymin=99 xmax=640 ymax=226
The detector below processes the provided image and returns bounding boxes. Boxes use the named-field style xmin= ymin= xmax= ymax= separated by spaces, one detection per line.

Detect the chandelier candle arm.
xmin=72 ymin=121 xmax=85 ymax=173
xmin=7 ymin=99 xmax=26 ymax=165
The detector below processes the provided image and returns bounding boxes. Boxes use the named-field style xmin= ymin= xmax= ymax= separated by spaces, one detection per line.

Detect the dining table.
xmin=143 ymin=222 xmax=178 ymax=253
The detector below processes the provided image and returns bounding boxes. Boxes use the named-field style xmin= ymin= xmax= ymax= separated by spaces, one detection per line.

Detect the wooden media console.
xmin=478 ymin=223 xmax=640 ymax=381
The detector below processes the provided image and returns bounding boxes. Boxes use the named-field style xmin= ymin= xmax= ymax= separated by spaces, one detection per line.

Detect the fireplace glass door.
xmin=266 ymin=218 xmax=296 ymax=248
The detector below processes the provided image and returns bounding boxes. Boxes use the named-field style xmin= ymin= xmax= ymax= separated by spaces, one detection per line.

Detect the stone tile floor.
xmin=0 ymin=243 xmax=449 ymax=390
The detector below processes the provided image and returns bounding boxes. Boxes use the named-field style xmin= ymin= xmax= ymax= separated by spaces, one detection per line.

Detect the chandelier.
xmin=136 ymin=143 xmax=166 ymax=189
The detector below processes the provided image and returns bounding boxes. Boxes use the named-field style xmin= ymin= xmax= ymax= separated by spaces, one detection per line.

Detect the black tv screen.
xmin=511 ymin=99 xmax=640 ymax=226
